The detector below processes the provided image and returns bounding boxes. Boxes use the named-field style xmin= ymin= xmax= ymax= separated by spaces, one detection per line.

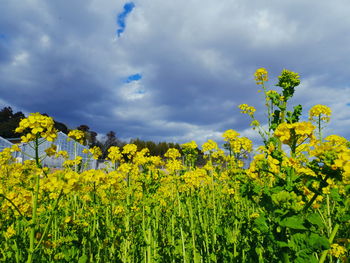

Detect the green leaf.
xmin=330 ymin=188 xmax=341 ymax=202
xmin=254 ymin=216 xmax=269 ymax=233
xmin=306 ymin=213 xmax=323 ymax=227
xmin=308 ymin=233 xmax=329 ymax=250
xmin=78 ymin=254 xmax=88 ymax=263
xmin=295 ymin=254 xmax=318 ymax=263
xmin=279 ymin=215 xmax=307 ymax=230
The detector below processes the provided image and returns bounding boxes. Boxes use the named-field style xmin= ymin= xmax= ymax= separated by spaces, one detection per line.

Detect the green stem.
xmin=0 ymin=194 xmax=25 ymax=217
xmin=177 ymin=191 xmax=186 ymax=262
xmin=34 ymin=190 xmax=63 ymax=251
xmin=319 ymin=224 xmax=340 ymax=263
xmin=27 ymin=135 xmax=41 ymax=263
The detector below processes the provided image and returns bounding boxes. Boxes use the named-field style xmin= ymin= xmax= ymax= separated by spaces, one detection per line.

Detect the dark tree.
xmin=54 ymin=121 xmax=68 ymax=134
xmin=0 ymin=106 xmax=25 ymax=138
xmin=77 ymin=125 xmax=90 ymax=132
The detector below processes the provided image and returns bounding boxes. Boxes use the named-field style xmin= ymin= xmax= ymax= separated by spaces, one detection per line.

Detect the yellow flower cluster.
xmin=181 ymin=141 xmax=198 ymax=150
xmin=45 ymin=144 xmax=57 ymax=157
xmin=274 ymin=122 xmax=315 ymax=145
xmin=165 ymin=159 xmax=183 ymax=173
xmin=68 ymin=130 xmax=85 ymax=144
xmin=266 ymin=90 xmax=278 ymax=97
xmin=222 ymin=129 xmax=240 ymax=141
xmin=15 ymin=113 xmax=57 ymax=142
xmin=183 ymin=168 xmax=211 ymax=190
xmin=230 ymin=137 xmax=252 ymax=154
xmin=107 ymin=146 xmax=123 ymax=162
xmin=238 ymin=104 xmax=256 ymax=116
xmin=87 ymin=146 xmax=102 ymax=160
xmin=309 ymin=104 xmax=332 ymax=122
xmin=133 ymin=148 xmax=150 ymax=166
xmin=329 ymin=243 xmax=347 ymax=258
xmin=63 ymin=156 xmax=82 ymax=168
xmin=202 ymin=139 xmax=218 ymax=153
xmin=254 ymin=68 xmax=268 ymax=85
xmin=334 ymin=151 xmax=350 ymax=185
xmin=164 ymin=148 xmax=181 ymax=159
xmin=56 ymin=150 xmax=69 ymax=159
xmin=4 ymin=225 xmax=16 ymax=239
xmin=122 ymin=144 xmax=138 ymax=159
xmin=0 ymin=147 xmax=16 ymax=165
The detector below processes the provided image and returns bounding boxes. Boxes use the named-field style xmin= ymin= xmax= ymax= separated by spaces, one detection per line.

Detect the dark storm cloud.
xmin=1 ymin=0 xmax=350 ymax=145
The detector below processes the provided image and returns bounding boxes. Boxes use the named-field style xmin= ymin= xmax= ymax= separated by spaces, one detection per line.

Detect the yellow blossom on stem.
xmin=202 ymin=139 xmax=218 ymax=153
xmin=309 ymin=104 xmax=332 ymax=122
xmin=107 ymin=146 xmax=123 ymax=162
xmin=238 ymin=104 xmax=256 ymax=116
xmin=254 ymin=68 xmax=268 ymax=85
xmin=88 ymin=146 xmax=102 ymax=160
xmin=329 ymin=243 xmax=347 ymax=258
xmin=222 ymin=129 xmax=240 ymax=141
xmin=4 ymin=224 xmax=16 ymax=239
xmin=164 ymin=148 xmax=181 ymax=159
xmin=45 ymin=145 xmax=57 ymax=157
xmin=181 ymin=141 xmax=198 ymax=151
xmin=68 ymin=130 xmax=85 ymax=145
xmin=122 ymin=144 xmax=138 ymax=159
xmin=15 ymin=113 xmax=57 ymax=143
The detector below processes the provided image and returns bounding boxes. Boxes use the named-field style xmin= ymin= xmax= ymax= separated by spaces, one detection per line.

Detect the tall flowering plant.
xmin=239 ymin=69 xmax=349 ymax=262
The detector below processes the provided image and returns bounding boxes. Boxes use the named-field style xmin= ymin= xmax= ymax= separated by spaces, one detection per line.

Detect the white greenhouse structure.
xmin=0 ymin=135 xmax=15 ymax=153
xmin=0 ymin=132 xmax=97 ymax=169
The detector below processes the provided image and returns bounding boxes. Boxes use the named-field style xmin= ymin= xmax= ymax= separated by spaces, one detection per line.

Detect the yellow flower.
xmin=275 ymin=122 xmax=315 ymax=145
xmin=250 ymin=120 xmax=260 ymax=127
xmin=63 ymin=156 xmax=82 ymax=167
xmin=250 ymin=212 xmax=260 ymax=219
xmin=202 ymin=139 xmax=218 ymax=153
xmin=122 ymin=144 xmax=138 ymax=159
xmin=56 ymin=150 xmax=69 ymax=159
xmin=230 ymin=137 xmax=253 ymax=154
xmin=64 ymin=216 xmax=72 ymax=224
xmin=181 ymin=141 xmax=198 ymax=150
xmin=4 ymin=225 xmax=16 ymax=239
xmin=11 ymin=144 xmax=21 ymax=152
xmin=238 ymin=104 xmax=256 ymax=116
xmin=107 ymin=146 xmax=123 ymax=162
xmin=274 ymin=123 xmax=292 ymax=144
xmin=15 ymin=113 xmax=57 ymax=142
xmin=329 ymin=243 xmax=347 ymax=258
xmin=45 ymin=144 xmax=57 ymax=157
xmin=68 ymin=130 xmax=85 ymax=144
xmin=222 ymin=129 xmax=240 ymax=141
xmin=309 ymin=104 xmax=332 ymax=122
xmin=113 ymin=205 xmax=125 ymax=215
xmin=254 ymin=68 xmax=268 ymax=85
xmin=88 ymin=146 xmax=102 ymax=160
xmin=293 ymin=122 xmax=315 ymax=136
xmin=164 ymin=148 xmax=181 ymax=159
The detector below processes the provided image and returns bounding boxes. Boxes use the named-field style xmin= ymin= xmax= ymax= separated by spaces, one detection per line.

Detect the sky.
xmin=1 ymin=0 xmax=350 ymax=146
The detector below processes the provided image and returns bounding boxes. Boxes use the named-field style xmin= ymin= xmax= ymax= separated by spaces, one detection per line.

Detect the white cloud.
xmin=11 ymin=51 xmax=29 ymax=66
xmin=118 ymin=81 xmax=146 ymax=101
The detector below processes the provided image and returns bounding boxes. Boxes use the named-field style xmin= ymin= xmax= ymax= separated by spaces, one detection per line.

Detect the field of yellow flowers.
xmin=0 ymin=69 xmax=349 ymax=263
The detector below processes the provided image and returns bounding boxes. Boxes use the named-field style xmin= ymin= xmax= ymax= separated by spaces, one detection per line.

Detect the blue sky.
xmin=116 ymin=2 xmax=135 ymax=37
xmin=0 ymin=0 xmax=350 ymax=145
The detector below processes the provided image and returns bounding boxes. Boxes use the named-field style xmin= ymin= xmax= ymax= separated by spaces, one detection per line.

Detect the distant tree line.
xmin=0 ymin=106 xmax=181 ymax=159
